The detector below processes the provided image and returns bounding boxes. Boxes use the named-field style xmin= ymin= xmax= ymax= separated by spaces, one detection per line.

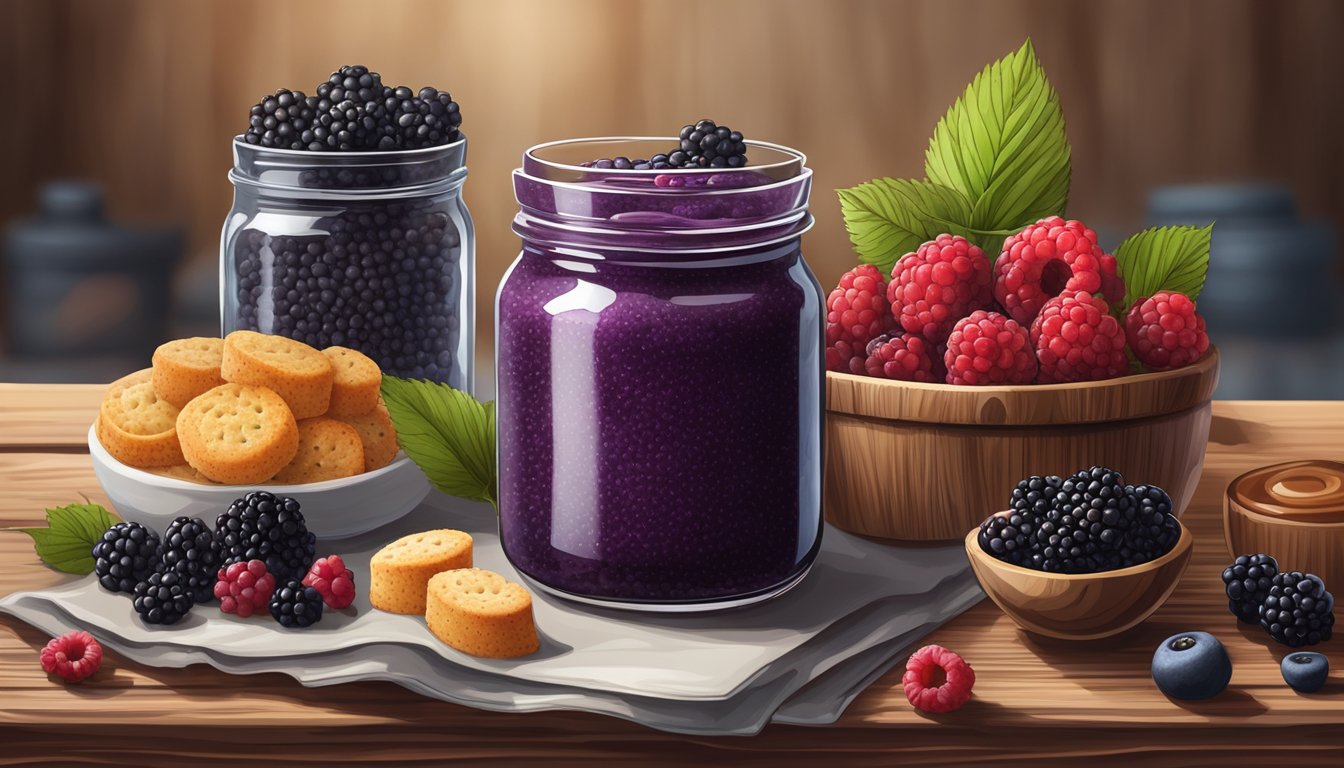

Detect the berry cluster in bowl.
xmin=978 ymin=466 xmax=1181 ymax=574
xmin=825 ymin=219 xmax=1210 ymax=385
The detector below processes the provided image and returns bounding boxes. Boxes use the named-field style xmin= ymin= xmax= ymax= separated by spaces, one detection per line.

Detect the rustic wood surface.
xmin=1 ymin=389 xmax=1343 ymax=765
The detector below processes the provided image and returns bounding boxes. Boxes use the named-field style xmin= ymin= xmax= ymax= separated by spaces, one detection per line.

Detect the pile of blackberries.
xmin=978 ymin=466 xmax=1181 ymax=574
xmin=582 ymin=119 xmax=748 ymax=170
xmin=243 ymin=65 xmax=462 ymax=152
xmin=1223 ymin=554 xmax=1335 ymax=647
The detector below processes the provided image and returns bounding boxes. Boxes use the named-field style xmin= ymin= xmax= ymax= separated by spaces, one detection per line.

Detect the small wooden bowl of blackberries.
xmin=965 ymin=466 xmax=1194 ymax=640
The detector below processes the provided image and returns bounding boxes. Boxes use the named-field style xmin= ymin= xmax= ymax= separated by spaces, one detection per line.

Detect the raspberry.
xmin=303 ymin=555 xmax=356 ymax=610
xmin=944 ymin=310 xmax=1036 ymax=385
xmin=887 ymin=234 xmax=993 ymax=344
xmin=993 ymin=217 xmax=1124 ymax=326
xmin=864 ymin=333 xmax=939 ymax=382
xmin=826 ymin=265 xmax=892 ymax=350
xmin=903 ymin=644 xmax=974 ymax=713
xmin=214 ymin=559 xmax=277 ymax=619
xmin=1029 ymin=290 xmax=1128 ymax=383
xmin=1124 ymin=290 xmax=1209 ymax=370
xmin=824 ymin=332 xmax=867 ymax=374
xmin=40 ymin=630 xmax=103 ymax=684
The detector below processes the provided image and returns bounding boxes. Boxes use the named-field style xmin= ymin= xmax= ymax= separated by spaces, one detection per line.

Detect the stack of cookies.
xmin=96 ymin=331 xmax=400 ymax=485
xmin=369 ymin=529 xmax=540 ymax=659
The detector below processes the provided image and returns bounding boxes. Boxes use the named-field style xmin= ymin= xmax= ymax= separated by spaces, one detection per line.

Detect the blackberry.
xmin=388 ymin=86 xmax=463 ymax=151
xmin=1221 ymin=553 xmax=1279 ymax=624
xmin=216 ymin=491 xmax=317 ymax=581
xmin=270 ymin=579 xmax=324 ymax=628
xmin=980 ymin=467 xmax=1180 ymax=574
xmin=159 ymin=516 xmax=221 ymax=603
xmin=132 ymin=570 xmax=195 ymax=626
xmin=91 ymin=521 xmax=161 ymax=594
xmin=670 ymin=120 xmax=748 ymax=168
xmin=243 ymin=88 xmax=317 ymax=150
xmin=1259 ymin=571 xmax=1335 ymax=647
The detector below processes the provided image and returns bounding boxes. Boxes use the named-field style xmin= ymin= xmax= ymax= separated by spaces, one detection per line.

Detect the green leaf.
xmin=1113 ymin=224 xmax=1214 ymax=312
xmin=380 ymin=376 xmax=498 ymax=509
xmin=924 ymin=39 xmax=1071 ymax=233
xmin=10 ymin=502 xmax=121 ymax=575
xmin=838 ymin=178 xmax=977 ymax=273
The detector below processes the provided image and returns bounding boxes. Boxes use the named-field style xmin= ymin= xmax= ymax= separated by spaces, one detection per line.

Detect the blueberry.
xmin=1151 ymin=631 xmax=1232 ymax=700
xmin=1280 ymin=652 xmax=1329 ymax=693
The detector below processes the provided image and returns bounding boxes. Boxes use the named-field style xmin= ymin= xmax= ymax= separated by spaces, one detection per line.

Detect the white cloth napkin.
xmin=0 ymin=493 xmax=982 ymax=735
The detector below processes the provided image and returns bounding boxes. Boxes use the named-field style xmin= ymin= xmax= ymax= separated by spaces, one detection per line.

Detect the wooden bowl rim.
xmin=828 ymin=346 xmax=1219 ymax=426
xmin=1225 ymin=494 xmax=1344 ymax=530
xmin=964 ymin=514 xmax=1193 ymax=583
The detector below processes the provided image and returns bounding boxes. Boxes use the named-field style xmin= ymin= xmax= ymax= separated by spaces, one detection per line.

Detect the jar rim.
xmin=522 ymin=136 xmax=806 ymax=183
xmin=231 ymin=133 xmax=466 ymax=159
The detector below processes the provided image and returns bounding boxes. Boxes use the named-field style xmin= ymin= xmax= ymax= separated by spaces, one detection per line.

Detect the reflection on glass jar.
xmin=497 ymin=138 xmax=823 ymax=611
xmin=221 ymin=138 xmax=474 ymax=389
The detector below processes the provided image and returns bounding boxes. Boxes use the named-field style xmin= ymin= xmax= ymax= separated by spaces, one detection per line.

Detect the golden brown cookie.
xmin=333 ymin=401 xmax=399 ymax=472
xmin=368 ymin=529 xmax=473 ymax=615
xmin=151 ymin=337 xmax=226 ymax=409
xmin=221 ymin=331 xmax=333 ymax=420
xmin=272 ymin=417 xmax=366 ymax=484
xmin=97 ymin=369 xmax=186 ymax=468
xmin=176 ymin=383 xmax=299 ymax=485
xmin=322 ymin=346 xmax=382 ymax=417
xmin=146 ymin=463 xmax=218 ymax=484
xmin=425 ymin=568 xmax=540 ymax=659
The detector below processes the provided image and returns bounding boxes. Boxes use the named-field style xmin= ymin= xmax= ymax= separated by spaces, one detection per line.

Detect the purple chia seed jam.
xmin=496 ymin=138 xmax=823 ymax=609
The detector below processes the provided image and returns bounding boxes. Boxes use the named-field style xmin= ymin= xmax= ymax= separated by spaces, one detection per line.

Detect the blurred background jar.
xmin=1147 ymin=183 xmax=1343 ymax=399
xmin=1 ymin=181 xmax=181 ymax=381
xmin=221 ymin=138 xmax=474 ymax=389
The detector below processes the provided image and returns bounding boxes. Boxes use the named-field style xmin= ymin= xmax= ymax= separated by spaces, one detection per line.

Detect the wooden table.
xmin=2 ymin=386 xmax=1342 ymax=766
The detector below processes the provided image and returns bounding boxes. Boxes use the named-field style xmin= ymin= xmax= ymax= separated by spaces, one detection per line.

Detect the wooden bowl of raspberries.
xmin=823 ymin=221 xmax=1220 ymax=542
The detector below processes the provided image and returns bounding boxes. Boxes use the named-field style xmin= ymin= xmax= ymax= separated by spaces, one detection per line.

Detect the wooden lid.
xmin=826 ymin=348 xmax=1219 ymax=426
xmin=1228 ymin=459 xmax=1344 ymax=524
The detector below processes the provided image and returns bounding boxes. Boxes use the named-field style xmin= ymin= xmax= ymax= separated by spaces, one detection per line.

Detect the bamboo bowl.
xmin=964 ymin=516 xmax=1195 ymax=640
xmin=1224 ymin=459 xmax=1344 ymax=591
xmin=825 ymin=349 xmax=1220 ymax=541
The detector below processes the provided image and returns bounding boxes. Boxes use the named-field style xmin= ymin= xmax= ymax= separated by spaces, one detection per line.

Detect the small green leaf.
xmin=924 ymin=39 xmax=1071 ymax=233
xmin=838 ymin=178 xmax=977 ymax=273
xmin=1113 ymin=224 xmax=1214 ymax=312
xmin=380 ymin=376 xmax=497 ymax=509
xmin=10 ymin=502 xmax=121 ymax=575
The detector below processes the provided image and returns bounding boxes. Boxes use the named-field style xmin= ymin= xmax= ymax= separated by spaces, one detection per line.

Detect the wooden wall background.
xmin=2 ymin=0 xmax=1341 ymax=357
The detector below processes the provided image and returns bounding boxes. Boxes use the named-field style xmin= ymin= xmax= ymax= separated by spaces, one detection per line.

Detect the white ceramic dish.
xmin=88 ymin=425 xmax=431 ymax=539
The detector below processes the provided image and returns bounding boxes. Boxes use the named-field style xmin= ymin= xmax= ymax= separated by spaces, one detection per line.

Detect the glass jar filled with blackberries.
xmin=222 ymin=65 xmax=473 ymax=388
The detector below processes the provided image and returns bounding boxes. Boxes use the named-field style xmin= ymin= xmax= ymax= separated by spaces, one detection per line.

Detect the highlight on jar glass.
xmin=220 ymin=66 xmax=474 ymax=390
xmin=496 ymin=126 xmax=824 ymax=611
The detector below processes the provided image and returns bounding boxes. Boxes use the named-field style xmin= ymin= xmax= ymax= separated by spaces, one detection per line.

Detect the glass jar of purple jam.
xmin=221 ymin=137 xmax=474 ymax=388
xmin=497 ymin=137 xmax=823 ymax=611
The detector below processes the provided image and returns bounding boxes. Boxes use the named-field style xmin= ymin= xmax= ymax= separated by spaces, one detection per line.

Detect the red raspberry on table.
xmin=303 ymin=555 xmax=356 ymax=610
xmin=944 ymin=310 xmax=1036 ymax=385
xmin=864 ymin=333 xmax=940 ymax=382
xmin=826 ymin=264 xmax=893 ymax=350
xmin=888 ymin=234 xmax=993 ymax=344
xmin=825 ymin=331 xmax=867 ymax=374
xmin=993 ymin=217 xmax=1124 ymax=326
xmin=1030 ymin=290 xmax=1128 ymax=383
xmin=40 ymin=630 xmax=102 ymax=683
xmin=214 ymin=559 xmax=277 ymax=619
xmin=903 ymin=644 xmax=975 ymax=713
xmin=1125 ymin=290 xmax=1210 ymax=370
